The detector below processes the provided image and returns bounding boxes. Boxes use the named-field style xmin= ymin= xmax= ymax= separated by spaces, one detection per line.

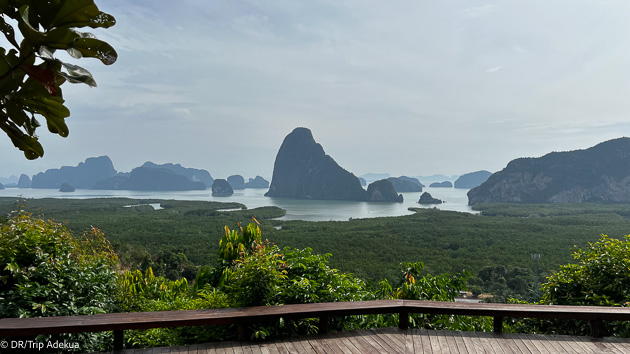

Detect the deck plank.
xmin=604 ymin=336 xmax=630 ymax=353
xmin=457 ymin=331 xmax=483 ymax=354
xmin=582 ymin=336 xmax=623 ymax=354
xmin=278 ymin=339 xmax=299 ymax=354
xmin=549 ymin=334 xmax=586 ymax=354
xmin=408 ymin=329 xmax=424 ymax=353
xmin=474 ymin=331 xmax=497 ymax=354
xmin=329 ymin=331 xmax=363 ymax=354
xmin=436 ymin=331 xmax=457 ymax=353
xmin=258 ymin=343 xmax=272 ymax=354
xmin=484 ymin=332 xmax=508 ymax=354
xmin=109 ymin=328 xmax=630 ymax=354
xmin=497 ymin=333 xmax=522 ymax=354
xmin=505 ymin=333 xmax=530 ymax=354
xmin=284 ymin=337 xmax=312 ymax=354
xmin=514 ymin=332 xmax=542 ymax=354
xmin=247 ymin=342 xmax=264 ymax=354
xmin=272 ymin=341 xmax=289 ymax=354
xmin=264 ymin=341 xmax=281 ymax=354
xmin=417 ymin=329 xmax=433 ymax=353
xmin=319 ymin=333 xmax=347 ymax=354
xmin=356 ymin=328 xmax=392 ymax=353
xmin=541 ymin=334 xmax=571 ymax=354
xmin=305 ymin=336 xmax=329 ymax=354
xmin=403 ymin=330 xmax=414 ymax=353
xmin=444 ymin=330 xmax=459 ymax=353
xmin=519 ymin=333 xmax=548 ymax=354
xmin=428 ymin=329 xmax=444 ymax=353
xmin=232 ymin=343 xmax=245 ymax=354
xmin=566 ymin=336 xmax=598 ymax=354
xmin=344 ymin=329 xmax=384 ymax=354
xmin=449 ymin=330 xmax=470 ymax=354
xmin=372 ymin=328 xmax=404 ymax=353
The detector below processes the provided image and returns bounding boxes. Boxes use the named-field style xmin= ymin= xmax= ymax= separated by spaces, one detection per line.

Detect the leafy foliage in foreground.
xmin=507 ymin=235 xmax=630 ymax=337
xmin=0 ymin=211 xmax=118 ymax=351
xmin=0 ymin=0 xmax=117 ymax=159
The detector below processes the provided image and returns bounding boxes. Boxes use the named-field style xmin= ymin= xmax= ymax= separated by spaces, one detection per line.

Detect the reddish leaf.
xmin=21 ymin=65 xmax=57 ymax=96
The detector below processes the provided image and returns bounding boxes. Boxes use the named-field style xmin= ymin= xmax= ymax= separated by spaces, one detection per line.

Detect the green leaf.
xmin=70 ymin=37 xmax=117 ymax=65
xmin=23 ymin=95 xmax=70 ymax=136
xmin=38 ymin=46 xmax=56 ymax=60
xmin=39 ymin=27 xmax=80 ymax=49
xmin=0 ymin=119 xmax=44 ymax=159
xmin=50 ymin=0 xmax=116 ymax=29
xmin=18 ymin=6 xmax=43 ymax=38
xmin=59 ymin=61 xmax=96 ymax=87
xmin=4 ymin=100 xmax=29 ymax=127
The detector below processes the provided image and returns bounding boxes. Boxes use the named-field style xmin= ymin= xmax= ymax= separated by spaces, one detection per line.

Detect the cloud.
xmin=4 ymin=0 xmax=630 ymax=178
xmin=463 ymin=4 xmax=495 ymax=19
xmin=485 ymin=66 xmax=504 ymax=73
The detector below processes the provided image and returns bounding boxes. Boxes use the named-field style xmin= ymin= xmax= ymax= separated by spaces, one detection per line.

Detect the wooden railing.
xmin=2 ymin=300 xmax=630 ymax=351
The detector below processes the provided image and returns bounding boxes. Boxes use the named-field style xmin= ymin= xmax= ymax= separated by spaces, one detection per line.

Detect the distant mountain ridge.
xmin=94 ymin=166 xmax=206 ymax=191
xmin=0 ymin=176 xmax=17 ymax=185
xmin=245 ymin=176 xmax=269 ymax=188
xmin=141 ymin=162 xmax=214 ymax=187
xmin=20 ymin=156 xmax=272 ymax=192
xmin=387 ymin=176 xmax=423 ymax=192
xmin=468 ymin=138 xmax=630 ymax=204
xmin=454 ymin=171 xmax=492 ymax=189
xmin=32 ymin=156 xmax=117 ymax=189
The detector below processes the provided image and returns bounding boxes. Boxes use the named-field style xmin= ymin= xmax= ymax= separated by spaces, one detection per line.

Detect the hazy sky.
xmin=3 ymin=0 xmax=630 ymax=180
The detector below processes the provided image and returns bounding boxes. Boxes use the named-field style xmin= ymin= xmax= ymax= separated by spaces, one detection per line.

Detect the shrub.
xmin=508 ymin=235 xmax=630 ymax=336
xmin=0 ymin=211 xmax=118 ymax=351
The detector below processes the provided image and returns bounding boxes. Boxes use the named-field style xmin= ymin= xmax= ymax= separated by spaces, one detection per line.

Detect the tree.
xmin=508 ymin=235 xmax=630 ymax=337
xmin=540 ymin=234 xmax=630 ymax=307
xmin=0 ymin=0 xmax=116 ymax=159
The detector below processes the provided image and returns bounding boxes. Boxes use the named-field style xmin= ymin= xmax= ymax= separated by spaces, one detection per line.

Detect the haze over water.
xmin=0 ymin=187 xmax=475 ymax=221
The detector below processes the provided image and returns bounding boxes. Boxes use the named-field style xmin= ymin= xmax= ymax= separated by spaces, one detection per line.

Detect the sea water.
xmin=0 ymin=186 xmax=476 ymax=221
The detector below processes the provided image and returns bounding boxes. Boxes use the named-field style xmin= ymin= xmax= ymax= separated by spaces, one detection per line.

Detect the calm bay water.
xmin=0 ymin=186 xmax=476 ymax=221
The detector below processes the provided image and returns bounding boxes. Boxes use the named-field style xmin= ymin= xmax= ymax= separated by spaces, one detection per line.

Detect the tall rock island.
xmin=367 ymin=179 xmax=403 ymax=202
xmin=468 ymin=138 xmax=630 ymax=204
xmin=212 ymin=179 xmax=234 ymax=197
xmin=17 ymin=174 xmax=31 ymax=188
xmin=266 ymin=128 xmax=402 ymax=202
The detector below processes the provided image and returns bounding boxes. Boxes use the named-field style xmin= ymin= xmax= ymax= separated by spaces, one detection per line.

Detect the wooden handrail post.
xmin=236 ymin=322 xmax=247 ymax=341
xmin=113 ymin=330 xmax=123 ymax=351
xmin=493 ymin=316 xmax=503 ymax=334
xmin=319 ymin=316 xmax=329 ymax=334
xmin=590 ymin=319 xmax=604 ymax=337
xmin=398 ymin=311 xmax=409 ymax=330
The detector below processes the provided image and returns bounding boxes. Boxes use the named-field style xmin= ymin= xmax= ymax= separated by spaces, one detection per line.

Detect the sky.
xmin=3 ymin=0 xmax=630 ymax=181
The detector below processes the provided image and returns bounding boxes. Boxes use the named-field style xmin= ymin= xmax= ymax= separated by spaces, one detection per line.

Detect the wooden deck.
xmin=113 ymin=327 xmax=630 ymax=353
